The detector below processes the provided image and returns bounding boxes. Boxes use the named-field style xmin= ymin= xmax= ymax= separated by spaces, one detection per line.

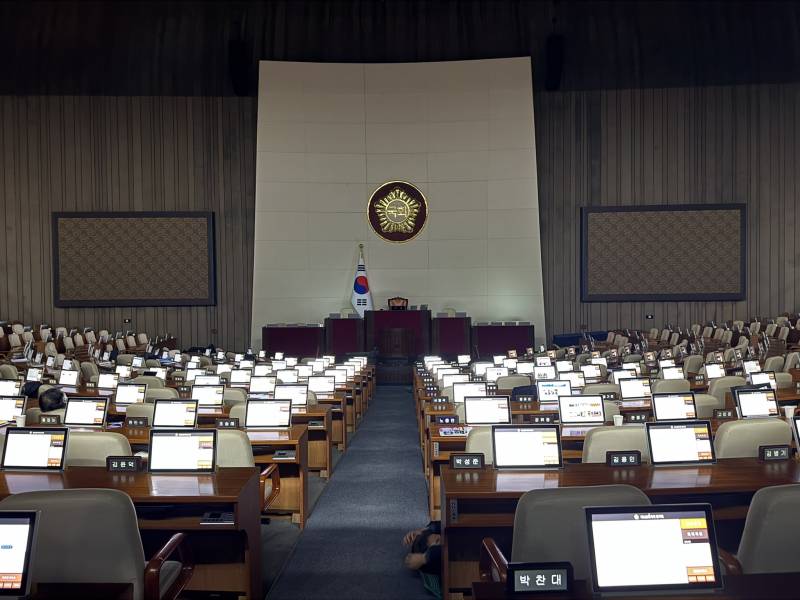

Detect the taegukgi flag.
xmin=351 ymin=245 xmax=373 ymax=317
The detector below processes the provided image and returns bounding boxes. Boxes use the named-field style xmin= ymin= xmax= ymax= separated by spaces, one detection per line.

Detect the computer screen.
xmin=580 ymin=364 xmax=602 ymax=379
xmin=658 ymin=359 xmax=676 ymax=368
xmin=435 ymin=368 xmax=459 ymax=381
xmin=249 ymin=376 xmax=277 ymax=394
xmin=0 ymin=511 xmax=38 ymax=596
xmin=64 ymin=397 xmax=107 ymax=426
xmin=661 ymin=366 xmax=684 ymax=381
xmin=276 ymin=369 xmax=299 ymax=384
xmin=216 ymin=364 xmax=233 ymax=375
xmin=309 ymin=359 xmax=326 ymax=374
xmin=457 ymin=355 xmax=471 ymax=365
xmin=610 ymin=369 xmax=636 ymax=384
xmin=555 ymin=360 xmax=573 ymax=373
xmin=516 ymin=362 xmax=534 ymax=375
xmin=297 ymin=365 xmax=313 ymax=379
xmin=491 ymin=425 xmax=562 ymax=469
xmin=148 ymin=430 xmax=216 ymax=472
xmin=57 ymin=370 xmax=79 ymax=387
xmin=735 ymin=389 xmax=778 ymax=418
xmin=114 ymin=383 xmax=147 ymax=404
xmin=558 ymin=395 xmax=604 ymax=424
xmin=325 ymin=368 xmax=347 ymax=384
xmin=442 ymin=374 xmax=470 ymax=388
xmin=742 ymin=359 xmax=761 ymax=375
xmin=308 ymin=376 xmax=336 ymax=394
xmin=535 ymin=356 xmax=553 ymax=367
xmin=274 ymin=384 xmax=308 ymax=407
xmin=452 ymin=382 xmax=487 ymax=404
xmin=342 ymin=364 xmax=356 ymax=378
xmin=24 ymin=368 xmax=42 ymax=383
xmin=463 ymin=396 xmax=511 ymax=425
xmin=239 ymin=359 xmax=255 ymax=369
xmin=652 ymin=393 xmax=697 ymax=421
xmin=0 ymin=397 xmax=26 ymax=422
xmin=536 ymin=380 xmax=572 ymax=405
xmin=273 ymin=352 xmax=285 ymax=361
xmin=153 ymin=400 xmax=198 ymax=428
xmin=704 ymin=363 xmax=725 ymax=379
xmin=245 ymin=399 xmax=292 ymax=428
xmin=590 ymin=357 xmax=608 ymax=367
xmin=148 ymin=367 xmax=168 ymax=380
xmin=646 ymin=421 xmax=715 ymax=465
xmin=62 ymin=359 xmax=74 ymax=370
xmin=586 ymin=504 xmax=721 ymax=593
xmin=195 ymin=375 xmax=221 ymax=386
xmin=503 ymin=358 xmax=518 ymax=370
xmin=559 ymin=371 xmax=586 ymax=389
xmin=230 ymin=369 xmax=252 ymax=385
xmin=114 ymin=365 xmax=132 ymax=379
xmin=492 ymin=355 xmax=505 ymax=366
xmin=285 ymin=357 xmax=298 ymax=368
xmin=534 ymin=366 xmax=557 ymax=381
xmin=472 ymin=362 xmax=492 ymax=377
xmin=1 ymin=428 xmax=67 ymax=470
xmin=254 ymin=364 xmax=273 ymax=377
xmin=749 ymin=371 xmax=777 ymax=391
xmin=97 ymin=373 xmax=119 ymax=389
xmin=619 ymin=378 xmax=653 ymax=400
xmin=191 ymin=385 xmax=224 ymax=407
xmin=132 ymin=356 xmax=144 ymax=368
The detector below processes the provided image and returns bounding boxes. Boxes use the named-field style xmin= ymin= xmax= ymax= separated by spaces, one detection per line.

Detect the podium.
xmin=432 ymin=315 xmax=472 ymax=357
xmin=365 ymin=309 xmax=431 ymax=384
xmin=324 ymin=316 xmax=364 ymax=357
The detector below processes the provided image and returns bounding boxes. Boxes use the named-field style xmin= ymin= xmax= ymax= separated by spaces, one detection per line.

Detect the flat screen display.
xmin=646 ymin=421 xmax=715 ymax=465
xmin=558 ymin=395 xmax=604 ymax=424
xmin=536 ymin=380 xmax=572 ymax=405
xmin=153 ymin=400 xmax=198 ymax=428
xmin=274 ymin=384 xmax=308 ymax=407
xmin=64 ymin=397 xmax=107 ymax=426
xmin=492 ymin=425 xmax=562 ymax=469
xmin=452 ymin=382 xmax=487 ymax=405
xmin=735 ymin=389 xmax=778 ymax=418
xmin=620 ymin=378 xmax=652 ymax=401
xmin=0 ymin=511 xmax=38 ymax=596
xmin=0 ymin=397 xmax=26 ymax=423
xmin=1 ymin=428 xmax=67 ymax=470
xmin=463 ymin=396 xmax=511 ymax=425
xmin=190 ymin=385 xmax=224 ymax=407
xmin=652 ymin=393 xmax=697 ymax=421
xmin=148 ymin=430 xmax=216 ymax=472
xmin=245 ymin=399 xmax=292 ymax=428
xmin=115 ymin=383 xmax=147 ymax=404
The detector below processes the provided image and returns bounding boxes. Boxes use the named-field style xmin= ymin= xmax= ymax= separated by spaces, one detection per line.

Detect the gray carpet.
xmin=267 ymin=386 xmax=432 ymax=600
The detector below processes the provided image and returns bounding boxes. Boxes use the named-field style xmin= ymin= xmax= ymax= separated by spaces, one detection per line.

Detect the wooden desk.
xmin=0 ymin=467 xmax=261 ymax=598
xmin=441 ymin=459 xmax=800 ymax=597
xmin=291 ymin=404 xmax=334 ymax=477
xmin=315 ymin=392 xmax=349 ymax=451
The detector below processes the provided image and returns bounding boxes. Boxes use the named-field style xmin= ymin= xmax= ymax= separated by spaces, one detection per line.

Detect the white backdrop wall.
xmin=252 ymin=58 xmax=546 ymax=346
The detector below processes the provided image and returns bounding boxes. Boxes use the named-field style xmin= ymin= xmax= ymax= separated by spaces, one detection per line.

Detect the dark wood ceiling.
xmin=1 ymin=0 xmax=799 ymax=95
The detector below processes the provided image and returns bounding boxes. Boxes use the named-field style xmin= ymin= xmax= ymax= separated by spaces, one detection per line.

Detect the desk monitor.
xmin=276 ymin=369 xmax=299 ymax=384
xmin=309 ymin=359 xmax=326 ymax=374
xmin=249 ymin=376 xmax=277 ymax=395
xmin=749 ymin=371 xmax=777 ymax=391
xmin=115 ymin=383 xmax=147 ymax=405
xmin=590 ymin=357 xmax=608 ymax=367
xmin=285 ymin=357 xmax=298 ymax=368
xmin=452 ymin=382 xmax=487 ymax=405
xmin=216 ymin=364 xmax=233 ymax=375
xmin=734 ymin=388 xmax=778 ymax=418
xmin=273 ymin=352 xmax=285 ymax=361
xmin=275 ymin=384 xmax=308 ymax=408
xmin=308 ymin=376 xmax=336 ymax=394
xmin=24 ymin=368 xmax=42 ymax=383
xmin=442 ymin=374 xmax=470 ymax=389
xmin=325 ymin=368 xmax=347 ymax=384
xmin=114 ymin=365 xmax=132 ymax=379
xmin=646 ymin=421 xmax=715 ymax=465
xmin=620 ymin=377 xmax=653 ymax=401
xmin=536 ymin=380 xmax=572 ymax=405
xmin=534 ymin=366 xmax=557 ymax=381
xmin=341 ymin=364 xmax=356 ymax=378
xmin=555 ymin=360 xmax=573 ymax=373
xmin=492 ymin=355 xmax=505 ymax=366
xmin=472 ymin=362 xmax=492 ymax=378
xmin=485 ymin=367 xmax=508 ymax=383
xmin=132 ymin=356 xmax=144 ymax=368
xmin=559 ymin=371 xmax=586 ymax=390
xmin=97 ymin=373 xmax=119 ymax=390
xmin=503 ymin=358 xmax=518 ymax=370
xmin=535 ymin=356 xmax=553 ymax=367
xmin=558 ymin=395 xmax=604 ymax=425
xmin=64 ymin=397 xmax=108 ymax=427
xmin=145 ymin=367 xmax=167 ymax=381
xmin=652 ymin=393 xmax=697 ymax=421
xmin=148 ymin=429 xmax=216 ymax=472
xmin=253 ymin=364 xmax=273 ymax=377
xmin=153 ymin=399 xmax=198 ymax=428
xmin=230 ymin=369 xmax=253 ymax=386
xmin=57 ymin=370 xmax=79 ymax=387
xmin=322 ymin=355 xmax=336 ymax=367
xmin=658 ymin=359 xmax=676 ymax=368
xmin=1 ymin=428 xmax=67 ymax=470
xmin=186 ymin=370 xmax=204 ymax=384
xmin=742 ymin=359 xmax=761 ymax=375
xmin=61 ymin=358 xmax=74 ymax=371
xmin=516 ymin=362 xmax=534 ymax=375
xmin=610 ymin=369 xmax=636 ymax=384
xmin=435 ymin=368 xmax=460 ymax=381
xmin=661 ymin=366 xmax=684 ymax=381
xmin=245 ymin=399 xmax=292 ymax=428
xmin=296 ymin=365 xmax=313 ymax=379
xmin=457 ymin=355 xmax=471 ymax=366
xmin=580 ymin=364 xmax=602 ymax=380
xmin=463 ymin=396 xmax=511 ymax=425
xmin=0 ymin=510 xmax=38 ymax=596
xmin=586 ymin=504 xmax=721 ymax=594
xmin=191 ymin=384 xmax=224 ymax=407
xmin=644 ymin=351 xmax=657 ymax=364
xmin=195 ymin=375 xmax=221 ymax=386
xmin=239 ymin=359 xmax=255 ymax=369
xmin=0 ymin=397 xmax=26 ymax=423
xmin=234 ymin=353 xmax=245 ymax=362
xmin=491 ymin=425 xmax=562 ymax=469
xmin=704 ymin=363 xmax=725 ymax=379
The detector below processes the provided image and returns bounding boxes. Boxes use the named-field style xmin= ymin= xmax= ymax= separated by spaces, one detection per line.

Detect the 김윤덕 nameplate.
xmin=367 ymin=181 xmax=428 ymax=243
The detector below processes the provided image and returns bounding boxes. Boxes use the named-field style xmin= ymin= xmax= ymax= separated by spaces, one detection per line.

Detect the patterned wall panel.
xmin=53 ymin=213 xmax=215 ymax=306
xmin=582 ymin=205 xmax=745 ymax=301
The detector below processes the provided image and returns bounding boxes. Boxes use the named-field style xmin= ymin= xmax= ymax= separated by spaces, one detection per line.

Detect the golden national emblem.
xmin=367 ymin=181 xmax=428 ymax=243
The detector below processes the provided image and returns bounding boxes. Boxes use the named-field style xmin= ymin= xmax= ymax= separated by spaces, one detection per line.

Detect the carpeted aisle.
xmin=267 ymin=386 xmax=432 ymax=600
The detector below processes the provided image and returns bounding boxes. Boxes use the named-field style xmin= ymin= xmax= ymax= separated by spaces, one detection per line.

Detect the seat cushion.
xmin=159 ymin=561 xmax=182 ymax=599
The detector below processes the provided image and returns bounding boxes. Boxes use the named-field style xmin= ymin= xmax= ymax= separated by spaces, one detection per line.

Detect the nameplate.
xmin=86 ymin=382 xmax=96 ymax=389
xmin=107 ymin=455 xmax=143 ymax=472
xmin=606 ymin=450 xmax=642 ymax=467
xmin=600 ymin=392 xmax=618 ymax=401
xmin=173 ymin=376 xmax=185 ymax=383
xmin=531 ymin=414 xmax=555 ymax=424
xmin=713 ymin=409 xmax=735 ymax=420
xmin=216 ymin=418 xmax=239 ymax=429
xmin=759 ymin=445 xmax=791 ymax=462
xmin=625 ymin=412 xmax=649 ymax=423
xmin=125 ymin=416 xmax=149 ymax=428
xmin=40 ymin=415 xmax=61 ymax=425
xmin=178 ymin=386 xmax=191 ymax=394
xmin=695 ymin=375 xmax=705 ymax=383
xmin=434 ymin=415 xmax=458 ymax=425
xmin=431 ymin=396 xmax=449 ymax=404
xmin=425 ymin=387 xmax=439 ymax=395
xmin=507 ymin=562 xmax=572 ymax=595
xmin=517 ymin=395 xmax=535 ymax=403
xmin=450 ymin=453 xmax=484 ymax=470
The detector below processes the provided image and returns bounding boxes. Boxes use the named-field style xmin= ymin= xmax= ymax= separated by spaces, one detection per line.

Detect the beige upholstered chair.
xmin=144 ymin=388 xmax=180 ymax=402
xmin=582 ymin=383 xmax=620 ymax=397
xmin=133 ymin=376 xmax=164 ymax=389
xmin=223 ymin=387 xmax=247 ymax=407
xmin=85 ymin=330 xmax=97 ymax=344
xmin=708 ymin=376 xmax=746 ymax=406
xmin=0 ymin=489 xmax=193 ymax=599
xmin=496 ymin=375 xmax=532 ymax=390
xmin=216 ymin=430 xmax=280 ymax=511
xmin=465 ymin=426 xmax=493 ymax=465
xmin=694 ymin=393 xmax=722 ymax=418
xmin=0 ymin=364 xmax=18 ymax=379
xmin=784 ymin=352 xmax=800 ymax=372
xmin=582 ymin=426 xmax=650 ymax=463
xmin=25 ymin=407 xmax=66 ymax=424
xmin=714 ymin=419 xmax=792 ymax=459
xmin=125 ymin=403 xmax=156 ymax=421
xmin=763 ymin=356 xmax=785 ymax=372
xmin=775 ymin=372 xmax=794 ymax=390
xmin=228 ymin=403 xmax=246 ymax=423
xmin=778 ymin=327 xmax=790 ymax=342
xmin=73 ymin=333 xmax=86 ymax=348
xmin=62 ymin=336 xmax=75 ymax=352
xmin=11 ymin=323 xmax=24 ymax=335
xmin=682 ymin=354 xmax=704 ymax=377
xmin=648 ymin=328 xmax=659 ymax=340
xmin=713 ymin=328 xmax=725 ymax=340
xmin=480 ymin=485 xmax=650 ymax=583
xmin=117 ymin=354 xmax=135 ymax=366
xmin=651 ymin=379 xmax=690 ymax=394
xmin=690 ymin=324 xmax=701 ymax=335
xmin=65 ymin=432 xmax=132 ymax=467
xmin=701 ymin=326 xmax=713 ymax=338
xmin=765 ymin=323 xmax=778 ymax=337
xmin=137 ymin=333 xmax=149 ymax=345
xmin=622 ymin=353 xmax=642 ymax=363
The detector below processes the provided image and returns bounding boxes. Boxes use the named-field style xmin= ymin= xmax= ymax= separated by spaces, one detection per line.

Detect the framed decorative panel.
xmin=52 ymin=212 xmax=216 ymax=307
xmin=581 ymin=204 xmax=746 ymax=302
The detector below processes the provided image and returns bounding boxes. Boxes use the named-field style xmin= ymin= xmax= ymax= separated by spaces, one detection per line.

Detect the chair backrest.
xmin=73 ymin=333 xmax=85 ymax=347
xmin=750 ymin=322 xmax=761 ymax=334
xmin=116 ymin=354 xmax=134 ymax=366
xmin=765 ymin=323 xmax=777 ymax=337
xmin=44 ymin=341 xmax=58 ymax=357
xmin=713 ymin=328 xmax=725 ymax=340
xmin=775 ymin=372 xmax=793 ymax=390
xmin=682 ymin=354 xmax=704 ymax=377
xmin=0 ymin=489 xmax=146 ymax=595
xmin=737 ymin=484 xmax=800 ymax=574
xmin=763 ymin=355 xmax=784 ymax=373
xmin=693 ymin=393 xmax=722 ymax=418
xmin=0 ymin=364 xmax=18 ymax=379
xmin=701 ymin=326 xmax=713 ymax=338
xmin=575 ymin=353 xmax=590 ymax=366
xmin=137 ymin=333 xmax=148 ymax=344
xmin=581 ymin=426 xmax=650 ymax=463
xmin=708 ymin=376 xmax=746 ymax=404
xmin=65 ymin=432 xmax=132 ymax=467
xmin=80 ymin=362 xmax=99 ymax=381
xmin=229 ymin=403 xmax=246 ymax=423
xmin=8 ymin=333 xmax=22 ymax=347
xmin=144 ymin=388 xmax=179 ymax=402
xmin=62 ymin=337 xmax=74 ymax=350
xmin=132 ymin=375 xmax=164 ymax=389
xmin=124 ymin=403 xmax=155 ymax=421
xmin=496 ymin=375 xmax=532 ymax=390
xmin=582 ymin=383 xmax=620 ymax=397
xmin=510 ymin=384 xmax=537 ymax=402
xmin=510 ymin=485 xmax=651 ymax=580
xmin=125 ymin=335 xmax=137 ymax=348
xmin=440 ymin=386 xmax=454 ymax=402
xmin=784 ymin=352 xmax=800 ymax=372
xmin=714 ymin=419 xmax=792 ymax=459
xmin=651 ymin=379 xmax=690 ymax=394
xmin=216 ymin=429 xmax=255 ymax=467
xmin=622 ymin=353 xmax=642 ymax=364
xmin=223 ymin=387 xmax=247 ymax=406
xmin=660 ymin=329 xmax=670 ymax=342
xmin=605 ymin=332 xmax=615 ymax=343
xmin=648 ymin=328 xmax=659 ymax=339
xmin=778 ymin=327 xmax=790 ymax=341
xmin=25 ymin=407 xmax=65 ymax=424
xmin=115 ymin=338 xmax=126 ymax=352
xmin=691 ymin=324 xmax=701 ymax=335
xmin=668 ymin=332 xmax=679 ymax=346
xmin=465 ymin=426 xmax=493 ymax=465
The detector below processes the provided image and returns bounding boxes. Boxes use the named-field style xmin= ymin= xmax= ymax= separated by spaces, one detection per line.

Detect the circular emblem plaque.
xmin=367 ymin=181 xmax=428 ymax=243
